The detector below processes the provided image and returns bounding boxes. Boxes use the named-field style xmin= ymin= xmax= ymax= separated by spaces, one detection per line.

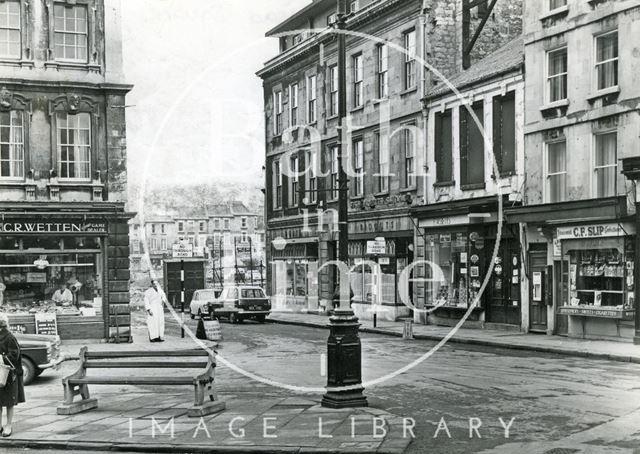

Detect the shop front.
xmin=0 ymin=207 xmax=132 ymax=341
xmin=412 ymin=197 xmax=522 ymax=329
xmin=555 ymin=222 xmax=636 ymax=340
xmin=270 ymin=239 xmax=319 ymax=313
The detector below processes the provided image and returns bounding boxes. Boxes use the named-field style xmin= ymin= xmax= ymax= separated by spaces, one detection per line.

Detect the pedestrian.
xmin=144 ymin=279 xmax=166 ymax=342
xmin=0 ymin=313 xmax=25 ymax=437
xmin=51 ymin=283 xmax=73 ymax=305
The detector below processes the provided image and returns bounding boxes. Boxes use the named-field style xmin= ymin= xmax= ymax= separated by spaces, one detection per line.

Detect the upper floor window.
xmin=224 ymin=218 xmax=230 ymax=229
xmin=402 ymin=126 xmax=416 ymax=188
xmin=214 ymin=218 xmax=220 ymax=229
xmin=273 ymin=91 xmax=283 ymax=135
xmin=352 ymin=53 xmax=364 ymax=108
xmin=274 ymin=160 xmax=282 ymax=209
xmin=329 ymin=65 xmax=338 ymax=117
xmin=547 ymin=47 xmax=567 ymax=103
xmin=290 ymin=155 xmax=299 ymax=207
xmin=376 ymin=44 xmax=389 ymax=99
xmin=403 ymin=29 xmax=417 ymax=90
xmin=549 ymin=0 xmax=567 ymax=11
xmin=352 ymin=138 xmax=364 ymax=197
xmin=199 ymin=221 xmax=206 ymax=232
xmin=178 ymin=221 xmax=184 ymax=232
xmin=54 ymin=3 xmax=88 ymax=62
xmin=161 ymin=238 xmax=167 ymax=250
xmin=307 ymin=75 xmax=317 ymax=123
xmin=307 ymin=150 xmax=317 ymax=204
xmin=161 ymin=224 xmax=166 ymax=234
xmin=241 ymin=217 xmax=247 ymax=229
xmin=493 ymin=93 xmax=516 ymax=176
xmin=434 ymin=110 xmax=453 ymax=183
xmin=594 ymin=132 xmax=617 ymax=198
xmin=349 ymin=1 xmax=358 ymax=13
xmin=289 ymin=83 xmax=298 ymax=126
xmin=327 ymin=13 xmax=336 ymax=26
xmin=0 ymin=1 xmax=21 ymax=59
xmin=595 ymin=31 xmax=618 ymax=91
xmin=329 ymin=145 xmax=339 ymax=200
xmin=151 ymin=224 xmax=156 ymax=234
xmin=57 ymin=112 xmax=91 ymax=180
xmin=460 ymin=102 xmax=485 ymax=187
xmin=375 ymin=131 xmax=389 ymax=193
xmin=0 ymin=110 xmax=24 ymax=179
xmin=546 ymin=140 xmax=567 ymax=203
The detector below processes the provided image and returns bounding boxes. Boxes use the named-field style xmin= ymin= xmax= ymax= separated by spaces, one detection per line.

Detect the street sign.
xmin=366 ymin=238 xmax=386 ymax=255
xmin=172 ymin=243 xmax=193 ymax=258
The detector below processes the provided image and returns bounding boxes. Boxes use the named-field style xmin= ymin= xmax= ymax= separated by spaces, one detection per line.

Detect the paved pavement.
xmin=268 ymin=311 xmax=640 ymax=363
xmin=4 ymin=311 xmax=640 ymax=454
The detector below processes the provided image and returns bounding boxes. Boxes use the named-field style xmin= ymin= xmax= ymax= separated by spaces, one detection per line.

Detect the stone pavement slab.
xmin=2 ymin=391 xmax=412 ymax=454
xmin=268 ymin=312 xmax=640 ymax=364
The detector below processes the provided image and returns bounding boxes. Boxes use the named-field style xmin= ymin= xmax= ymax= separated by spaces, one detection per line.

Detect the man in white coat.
xmin=144 ymin=280 xmax=167 ymax=342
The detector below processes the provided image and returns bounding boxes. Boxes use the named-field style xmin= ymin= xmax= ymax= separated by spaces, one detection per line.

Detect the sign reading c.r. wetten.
xmin=0 ymin=222 xmax=107 ymax=234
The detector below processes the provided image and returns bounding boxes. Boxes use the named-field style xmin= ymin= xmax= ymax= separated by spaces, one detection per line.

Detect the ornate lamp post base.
xmin=321 ymin=309 xmax=368 ymax=409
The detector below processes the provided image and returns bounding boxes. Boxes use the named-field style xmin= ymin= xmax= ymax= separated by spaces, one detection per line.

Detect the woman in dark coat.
xmin=0 ymin=313 xmax=25 ymax=437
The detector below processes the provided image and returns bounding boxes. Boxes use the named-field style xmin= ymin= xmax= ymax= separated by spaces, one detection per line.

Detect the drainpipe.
xmin=419 ymin=1 xmax=429 ymax=206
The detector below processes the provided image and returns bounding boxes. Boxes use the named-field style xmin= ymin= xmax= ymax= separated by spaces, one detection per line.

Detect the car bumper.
xmin=37 ymin=353 xmax=77 ymax=370
xmin=237 ymin=310 xmax=271 ymax=316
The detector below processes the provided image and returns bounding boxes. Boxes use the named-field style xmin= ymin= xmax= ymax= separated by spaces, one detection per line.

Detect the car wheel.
xmin=22 ymin=358 xmax=36 ymax=386
xmin=257 ymin=315 xmax=266 ymax=324
xmin=35 ymin=367 xmax=44 ymax=377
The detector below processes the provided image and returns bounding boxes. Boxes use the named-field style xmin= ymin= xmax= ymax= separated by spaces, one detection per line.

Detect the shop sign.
xmin=349 ymin=217 xmax=411 ymax=235
xmin=558 ymin=306 xmax=635 ymax=319
xmin=366 ymin=238 xmax=386 ymax=255
xmin=27 ymin=272 xmax=47 ymax=283
xmin=378 ymin=257 xmax=390 ymax=265
xmin=0 ymin=221 xmax=107 ymax=235
xmin=556 ymin=224 xmax=625 ymax=240
xmin=172 ymin=243 xmax=193 ymax=258
xmin=35 ymin=313 xmax=58 ymax=335
xmin=9 ymin=324 xmax=26 ymax=334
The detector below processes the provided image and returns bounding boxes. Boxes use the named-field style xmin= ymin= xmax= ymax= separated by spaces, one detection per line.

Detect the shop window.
xmin=53 ymin=3 xmax=88 ymax=62
xmin=546 ymin=140 xmax=567 ymax=203
xmin=594 ymin=132 xmax=617 ymax=198
xmin=289 ymin=83 xmax=298 ymax=127
xmin=0 ymin=110 xmax=24 ymax=179
xmin=57 ymin=112 xmax=91 ymax=180
xmin=460 ymin=102 xmax=484 ymax=187
xmin=0 ymin=1 xmax=21 ymax=59
xmin=547 ymin=47 xmax=567 ymax=103
xmin=595 ymin=31 xmax=618 ymax=91
xmin=0 ymin=247 xmax=102 ymax=316
xmin=493 ymin=92 xmax=516 ymax=176
xmin=434 ymin=110 xmax=452 ymax=183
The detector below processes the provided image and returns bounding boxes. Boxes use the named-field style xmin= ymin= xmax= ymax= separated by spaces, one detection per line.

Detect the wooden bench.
xmin=57 ymin=347 xmax=225 ymax=418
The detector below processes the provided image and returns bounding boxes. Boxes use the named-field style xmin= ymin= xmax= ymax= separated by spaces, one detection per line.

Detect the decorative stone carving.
xmin=67 ymin=94 xmax=82 ymax=112
xmin=0 ymin=87 xmax=13 ymax=109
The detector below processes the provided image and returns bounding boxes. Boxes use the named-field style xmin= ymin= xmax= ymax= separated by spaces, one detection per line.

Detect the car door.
xmin=226 ymin=288 xmax=239 ymax=312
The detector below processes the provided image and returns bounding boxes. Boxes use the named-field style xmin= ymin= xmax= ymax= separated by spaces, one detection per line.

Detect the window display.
xmin=0 ymin=237 xmax=103 ymax=316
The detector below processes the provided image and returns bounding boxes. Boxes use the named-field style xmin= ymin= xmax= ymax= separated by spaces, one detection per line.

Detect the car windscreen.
xmin=196 ymin=291 xmax=217 ymax=300
xmin=241 ymin=289 xmax=265 ymax=298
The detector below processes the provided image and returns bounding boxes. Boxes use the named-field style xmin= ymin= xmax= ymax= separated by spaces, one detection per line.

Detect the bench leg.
xmin=58 ymin=381 xmax=98 ymax=415
xmin=188 ymin=379 xmax=225 ymax=418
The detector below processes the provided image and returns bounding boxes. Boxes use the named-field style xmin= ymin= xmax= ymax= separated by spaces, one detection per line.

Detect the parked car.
xmin=15 ymin=333 xmax=64 ymax=385
xmin=214 ymin=286 xmax=271 ymax=323
xmin=189 ymin=289 xmax=223 ymax=319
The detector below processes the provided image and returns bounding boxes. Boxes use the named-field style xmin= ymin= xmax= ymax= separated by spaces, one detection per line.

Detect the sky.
xmin=121 ymin=0 xmax=309 ymax=189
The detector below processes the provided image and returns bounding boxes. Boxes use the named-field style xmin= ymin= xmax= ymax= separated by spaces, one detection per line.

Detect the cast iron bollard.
xmin=402 ymin=318 xmax=414 ymax=340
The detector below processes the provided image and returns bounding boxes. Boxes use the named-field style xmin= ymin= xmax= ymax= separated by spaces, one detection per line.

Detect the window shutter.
xmin=434 ymin=113 xmax=443 ymax=182
xmin=492 ymin=97 xmax=503 ymax=177
xmin=502 ymin=94 xmax=516 ymax=175
xmin=459 ymin=108 xmax=469 ymax=185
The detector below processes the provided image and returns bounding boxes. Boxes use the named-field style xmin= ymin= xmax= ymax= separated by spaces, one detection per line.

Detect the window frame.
xmin=0 ymin=0 xmax=22 ymax=60
xmin=52 ymin=2 xmax=89 ymax=63
xmin=546 ymin=46 xmax=568 ymax=103
xmin=290 ymin=155 xmax=299 ymax=207
xmin=545 ymin=139 xmax=567 ymax=203
xmin=307 ymin=149 xmax=318 ymax=204
xmin=352 ymin=137 xmax=364 ymax=197
xmin=402 ymin=123 xmax=417 ymax=189
xmin=273 ymin=160 xmax=282 ymax=209
xmin=376 ymin=44 xmax=389 ymax=99
xmin=592 ymin=131 xmax=618 ymax=199
xmin=307 ymin=75 xmax=317 ymax=123
xmin=434 ymin=109 xmax=453 ymax=184
xmin=273 ymin=91 xmax=283 ymax=136
xmin=375 ymin=130 xmax=389 ymax=194
xmin=548 ymin=0 xmax=567 ymax=13
xmin=56 ymin=111 xmax=92 ymax=181
xmin=329 ymin=64 xmax=339 ymax=117
xmin=0 ymin=109 xmax=25 ymax=180
xmin=329 ymin=144 xmax=339 ymax=201
xmin=403 ymin=29 xmax=417 ymax=90
xmin=594 ymin=30 xmax=619 ymax=93
xmin=288 ymin=83 xmax=298 ymax=127
xmin=352 ymin=53 xmax=364 ymax=108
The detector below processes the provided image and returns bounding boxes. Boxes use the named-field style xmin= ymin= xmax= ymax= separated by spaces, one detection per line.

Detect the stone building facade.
xmin=0 ymin=0 xmax=132 ymax=341
xmin=506 ymin=0 xmax=640 ymax=341
xmin=258 ymin=0 xmax=522 ymax=319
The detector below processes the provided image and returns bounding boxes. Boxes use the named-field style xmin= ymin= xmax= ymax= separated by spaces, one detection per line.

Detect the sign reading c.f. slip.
xmin=0 ymin=221 xmax=107 ymax=234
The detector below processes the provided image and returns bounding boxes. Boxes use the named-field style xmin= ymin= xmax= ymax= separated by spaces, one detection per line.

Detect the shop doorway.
xmin=486 ymin=243 xmax=521 ymax=325
xmin=529 ymin=248 xmax=548 ymax=332
xmin=554 ymin=260 xmax=569 ymax=336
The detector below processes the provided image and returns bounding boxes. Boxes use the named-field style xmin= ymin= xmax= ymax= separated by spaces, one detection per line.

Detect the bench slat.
xmin=85 ymin=361 xmax=208 ymax=369
xmin=86 ymin=350 xmax=211 ymax=359
xmin=67 ymin=376 xmax=199 ymax=385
